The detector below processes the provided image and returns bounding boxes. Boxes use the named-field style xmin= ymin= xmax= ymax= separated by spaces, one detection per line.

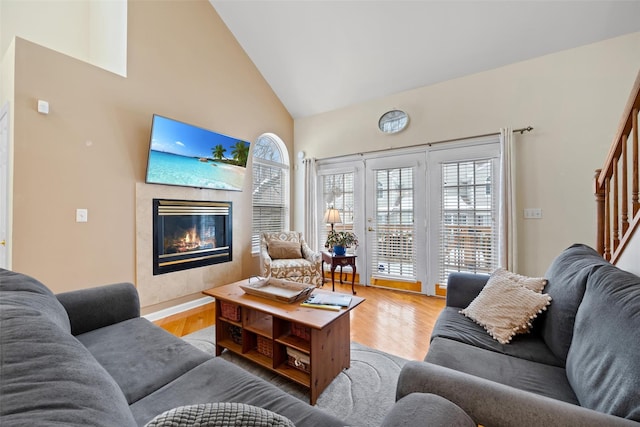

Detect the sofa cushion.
xmin=540 ymin=243 xmax=609 ymax=363
xmin=0 ymin=268 xmax=70 ymax=332
xmin=431 ymin=307 xmax=563 ymax=367
xmin=566 ymin=264 xmax=640 ymax=421
xmin=0 ymin=306 xmax=136 ymax=426
xmin=459 ymin=272 xmax=551 ymax=344
xmin=130 ymin=357 xmax=344 ymax=427
xmin=268 ymin=240 xmax=303 ymax=260
xmin=145 ymin=402 xmax=296 ymax=427
xmin=76 ymin=317 xmax=212 ymax=404
xmin=427 ymin=337 xmax=579 ymax=404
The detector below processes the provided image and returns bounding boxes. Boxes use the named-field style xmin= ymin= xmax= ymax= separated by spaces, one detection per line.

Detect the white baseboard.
xmin=143 ymin=296 xmax=214 ymax=322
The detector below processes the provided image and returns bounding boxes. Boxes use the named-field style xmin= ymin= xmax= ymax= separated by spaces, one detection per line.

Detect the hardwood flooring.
xmin=154 ymin=282 xmax=446 ymax=361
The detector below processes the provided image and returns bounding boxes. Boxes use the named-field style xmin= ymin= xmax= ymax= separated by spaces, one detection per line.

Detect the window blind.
xmin=439 ymin=159 xmax=497 ymax=285
xmin=251 ymin=136 xmax=288 ymax=253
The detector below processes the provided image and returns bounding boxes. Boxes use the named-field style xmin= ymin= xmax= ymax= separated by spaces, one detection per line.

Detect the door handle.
xmin=367 ymin=227 xmax=375 ymax=232
xmin=0 ymin=240 xmax=5 ymax=246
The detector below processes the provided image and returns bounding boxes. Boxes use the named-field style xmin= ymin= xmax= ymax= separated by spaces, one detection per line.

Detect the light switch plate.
xmin=76 ymin=209 xmax=88 ymax=223
xmin=524 ymin=208 xmax=542 ymax=219
xmin=37 ymin=100 xmax=49 ymax=114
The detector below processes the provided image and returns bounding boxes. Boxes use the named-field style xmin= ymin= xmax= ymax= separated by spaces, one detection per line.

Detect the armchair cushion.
xmin=267 ymin=240 xmax=303 ymax=260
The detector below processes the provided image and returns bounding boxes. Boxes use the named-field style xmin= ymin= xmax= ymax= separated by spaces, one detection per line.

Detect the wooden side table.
xmin=321 ymin=251 xmax=357 ymax=294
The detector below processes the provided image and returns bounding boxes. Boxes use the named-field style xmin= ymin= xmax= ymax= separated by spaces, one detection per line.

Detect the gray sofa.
xmin=396 ymin=243 xmax=640 ymax=426
xmin=0 ymin=268 xmax=344 ymax=426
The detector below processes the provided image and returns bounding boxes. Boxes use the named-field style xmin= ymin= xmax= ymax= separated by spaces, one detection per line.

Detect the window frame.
xmin=251 ymin=133 xmax=290 ymax=254
xmin=427 ymin=137 xmax=501 ymax=291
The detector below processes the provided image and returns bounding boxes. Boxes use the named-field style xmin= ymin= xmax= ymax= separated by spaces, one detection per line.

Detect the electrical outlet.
xmin=524 ymin=208 xmax=542 ymax=219
xmin=76 ymin=209 xmax=88 ymax=223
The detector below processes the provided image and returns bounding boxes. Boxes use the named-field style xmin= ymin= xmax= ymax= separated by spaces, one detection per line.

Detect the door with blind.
xmin=365 ymin=154 xmax=426 ymax=293
xmin=427 ymin=140 xmax=500 ymax=294
xmin=315 ymin=139 xmax=500 ymax=295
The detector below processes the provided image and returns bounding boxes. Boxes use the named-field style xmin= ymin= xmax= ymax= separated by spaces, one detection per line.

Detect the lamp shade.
xmin=323 ymin=208 xmax=342 ymax=224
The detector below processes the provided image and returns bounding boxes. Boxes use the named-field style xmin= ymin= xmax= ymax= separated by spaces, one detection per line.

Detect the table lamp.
xmin=323 ymin=207 xmax=342 ymax=231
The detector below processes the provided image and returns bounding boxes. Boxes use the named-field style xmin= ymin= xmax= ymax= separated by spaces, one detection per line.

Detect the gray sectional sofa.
xmin=396 ymin=243 xmax=640 ymax=426
xmin=0 ymin=268 xmax=345 ymax=426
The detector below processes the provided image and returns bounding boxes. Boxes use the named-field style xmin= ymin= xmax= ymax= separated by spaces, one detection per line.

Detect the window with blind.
xmin=251 ymin=134 xmax=289 ymax=253
xmin=439 ymin=158 xmax=497 ymax=284
xmin=372 ymin=167 xmax=416 ymax=280
xmin=320 ymin=172 xmax=355 ymax=248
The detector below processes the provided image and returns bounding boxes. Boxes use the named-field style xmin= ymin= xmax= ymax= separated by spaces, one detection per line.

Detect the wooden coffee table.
xmin=203 ymin=279 xmax=365 ymax=404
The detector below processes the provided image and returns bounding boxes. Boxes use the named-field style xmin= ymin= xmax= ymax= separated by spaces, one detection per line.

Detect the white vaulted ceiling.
xmin=210 ymin=0 xmax=640 ymax=119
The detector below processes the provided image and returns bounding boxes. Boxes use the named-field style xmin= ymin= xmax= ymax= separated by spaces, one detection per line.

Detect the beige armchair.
xmin=260 ymin=232 xmax=323 ymax=286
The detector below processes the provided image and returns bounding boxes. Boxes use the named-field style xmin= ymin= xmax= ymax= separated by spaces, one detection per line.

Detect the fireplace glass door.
xmin=153 ymin=199 xmax=232 ymax=275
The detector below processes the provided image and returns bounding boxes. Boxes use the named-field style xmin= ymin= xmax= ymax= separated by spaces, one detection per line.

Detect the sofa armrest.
xmin=56 ymin=282 xmax=140 ymax=335
xmin=380 ymin=392 xmax=475 ymax=427
xmin=396 ymin=361 xmax=637 ymax=427
xmin=445 ymin=272 xmax=489 ymax=308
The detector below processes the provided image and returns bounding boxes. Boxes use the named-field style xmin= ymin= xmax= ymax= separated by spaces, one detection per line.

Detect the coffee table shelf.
xmin=203 ymin=280 xmax=364 ymax=404
xmin=276 ymin=334 xmax=310 ymax=352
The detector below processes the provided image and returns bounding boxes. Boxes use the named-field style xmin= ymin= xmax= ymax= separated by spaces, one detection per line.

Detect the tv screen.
xmin=145 ymin=114 xmax=251 ymax=191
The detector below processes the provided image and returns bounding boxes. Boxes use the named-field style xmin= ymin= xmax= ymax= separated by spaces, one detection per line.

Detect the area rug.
xmin=182 ymin=326 xmax=407 ymax=426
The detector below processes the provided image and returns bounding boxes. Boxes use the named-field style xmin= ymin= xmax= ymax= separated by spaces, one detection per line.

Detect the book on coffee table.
xmin=304 ymin=293 xmax=352 ymax=307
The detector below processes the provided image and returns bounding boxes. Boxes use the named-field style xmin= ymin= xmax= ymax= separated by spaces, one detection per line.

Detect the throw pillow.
xmin=492 ymin=267 xmax=548 ymax=293
xmin=491 ymin=268 xmax=549 ymax=334
xmin=268 ymin=241 xmax=303 ymax=260
xmin=145 ymin=402 xmax=296 ymax=427
xmin=460 ymin=271 xmax=552 ymax=344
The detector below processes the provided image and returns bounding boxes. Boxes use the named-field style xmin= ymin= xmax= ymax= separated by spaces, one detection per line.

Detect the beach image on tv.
xmin=146 ymin=115 xmax=251 ymax=191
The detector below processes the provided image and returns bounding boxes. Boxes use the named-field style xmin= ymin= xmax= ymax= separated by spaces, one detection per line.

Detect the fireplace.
xmin=153 ymin=199 xmax=232 ymax=275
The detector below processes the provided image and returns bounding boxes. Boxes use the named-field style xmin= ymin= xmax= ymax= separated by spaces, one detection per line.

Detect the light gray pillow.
xmin=145 ymin=402 xmax=296 ymax=427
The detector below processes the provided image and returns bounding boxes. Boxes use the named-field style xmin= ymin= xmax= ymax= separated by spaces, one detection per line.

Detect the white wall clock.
xmin=378 ymin=109 xmax=409 ymax=134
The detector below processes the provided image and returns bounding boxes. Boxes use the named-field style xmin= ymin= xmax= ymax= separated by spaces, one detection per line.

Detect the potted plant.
xmin=325 ymin=230 xmax=358 ymax=256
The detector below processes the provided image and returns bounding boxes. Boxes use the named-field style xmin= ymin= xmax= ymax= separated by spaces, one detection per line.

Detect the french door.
xmin=315 ymin=137 xmax=500 ymax=295
xmin=364 ymin=153 xmax=427 ymax=293
xmin=426 ymin=140 xmax=501 ymax=292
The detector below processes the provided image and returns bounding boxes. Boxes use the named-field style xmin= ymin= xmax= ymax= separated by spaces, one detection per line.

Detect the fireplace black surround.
xmin=153 ymin=199 xmax=232 ymax=275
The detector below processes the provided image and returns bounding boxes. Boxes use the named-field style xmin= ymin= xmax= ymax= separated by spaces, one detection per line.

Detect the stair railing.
xmin=595 ymin=70 xmax=640 ymax=263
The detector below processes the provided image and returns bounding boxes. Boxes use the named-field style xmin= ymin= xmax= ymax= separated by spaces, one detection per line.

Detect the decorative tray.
xmin=240 ymin=277 xmax=315 ymax=304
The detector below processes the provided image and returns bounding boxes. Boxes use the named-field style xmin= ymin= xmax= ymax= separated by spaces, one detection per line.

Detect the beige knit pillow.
xmin=493 ymin=268 xmax=548 ymax=293
xmin=460 ymin=271 xmax=552 ymax=344
xmin=490 ymin=268 xmax=549 ymax=334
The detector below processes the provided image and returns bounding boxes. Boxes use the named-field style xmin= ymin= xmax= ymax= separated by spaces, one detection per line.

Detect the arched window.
xmin=251 ymin=133 xmax=290 ymax=253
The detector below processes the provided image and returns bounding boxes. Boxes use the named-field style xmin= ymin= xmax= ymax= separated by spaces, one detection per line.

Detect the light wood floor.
xmin=154 ymin=282 xmax=446 ymax=361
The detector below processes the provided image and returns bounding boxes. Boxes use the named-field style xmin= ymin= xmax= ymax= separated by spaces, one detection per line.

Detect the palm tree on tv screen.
xmin=212 ymin=144 xmax=226 ymax=161
xmin=231 ymin=141 xmax=249 ymax=167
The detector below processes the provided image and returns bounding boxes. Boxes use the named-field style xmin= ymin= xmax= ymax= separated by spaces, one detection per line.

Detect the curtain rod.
xmin=316 ymin=126 xmax=533 ymax=162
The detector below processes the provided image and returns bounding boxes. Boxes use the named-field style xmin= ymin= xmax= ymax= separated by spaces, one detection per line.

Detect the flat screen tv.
xmin=145 ymin=114 xmax=251 ymax=191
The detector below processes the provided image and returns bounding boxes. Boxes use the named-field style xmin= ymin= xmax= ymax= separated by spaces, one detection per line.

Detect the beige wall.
xmin=293 ymin=32 xmax=640 ymax=277
xmin=617 ymin=233 xmax=640 ymax=276
xmin=9 ymin=0 xmax=293 ymax=310
xmin=1 ymin=1 xmax=89 ymax=64
xmin=0 ymin=0 xmax=127 ymax=78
